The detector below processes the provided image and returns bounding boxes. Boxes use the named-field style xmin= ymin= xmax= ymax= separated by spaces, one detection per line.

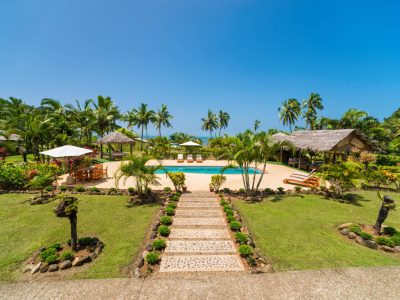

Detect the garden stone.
xmin=39 ymin=264 xmax=48 ymax=273
xmin=394 ymin=246 xmax=400 ymax=252
xmin=72 ymin=257 xmax=84 ymax=267
xmin=48 ymin=264 xmax=58 ymax=272
xmin=23 ymin=264 xmax=34 ymax=273
xmin=355 ymin=236 xmax=366 ymax=246
xmin=138 ymin=258 xmax=145 ymax=268
xmin=81 ymin=255 xmax=92 ymax=264
xmin=60 ymin=260 xmax=72 ymax=270
xmin=348 ymin=232 xmax=357 ymax=239
xmin=340 ymin=228 xmax=350 ymax=235
xmin=381 ymin=245 xmax=396 ymax=253
xmin=31 ymin=262 xmax=41 ymax=274
xmin=145 ymin=244 xmax=152 ymax=251
xmin=365 ymin=240 xmax=378 ymax=250
xmin=142 ymin=251 xmax=148 ymax=260
xmin=95 ymin=246 xmax=102 ymax=256
xmin=338 ymin=223 xmax=353 ymax=229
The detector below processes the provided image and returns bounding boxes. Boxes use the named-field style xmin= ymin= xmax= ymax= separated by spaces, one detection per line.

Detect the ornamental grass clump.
xmin=158 ymin=225 xmax=170 ymax=237
xmin=359 ymin=232 xmax=373 ymax=240
xmin=145 ymin=251 xmax=160 ymax=265
xmin=165 ymin=207 xmax=175 ymax=216
xmin=238 ymin=245 xmax=253 ymax=257
xmin=235 ymin=232 xmax=248 ymax=245
xmin=152 ymin=239 xmax=167 ymax=251
xmin=160 ymin=216 xmax=172 ymax=226
xmin=167 ymin=202 xmax=177 ymax=209
xmin=60 ymin=250 xmax=74 ymax=261
xmin=375 ymin=237 xmax=395 ymax=247
xmin=230 ymin=221 xmax=242 ymax=231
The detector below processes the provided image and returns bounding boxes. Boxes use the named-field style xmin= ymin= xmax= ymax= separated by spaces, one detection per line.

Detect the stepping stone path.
xmin=160 ymin=192 xmax=245 ymax=273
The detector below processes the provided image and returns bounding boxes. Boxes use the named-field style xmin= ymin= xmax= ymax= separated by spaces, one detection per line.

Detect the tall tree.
xmin=153 ymin=104 xmax=173 ymax=136
xmin=339 ymin=108 xmax=368 ymax=129
xmin=217 ymin=110 xmax=230 ymax=137
xmin=65 ymin=99 xmax=95 ymax=144
xmin=201 ymin=109 xmax=218 ymax=138
xmin=127 ymin=103 xmax=155 ymax=150
xmin=254 ymin=120 xmax=261 ymax=132
xmin=302 ymin=93 xmax=324 ymax=130
xmin=278 ymin=98 xmax=301 ymax=132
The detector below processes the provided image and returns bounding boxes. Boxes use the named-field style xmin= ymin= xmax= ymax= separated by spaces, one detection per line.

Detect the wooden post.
xmin=298 ymin=151 xmax=302 ymax=169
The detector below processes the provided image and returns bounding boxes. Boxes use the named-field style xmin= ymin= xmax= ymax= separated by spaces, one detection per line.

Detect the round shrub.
xmin=158 ymin=225 xmax=171 ymax=237
xmin=78 ymin=237 xmax=95 ymax=246
xmin=383 ymin=227 xmax=397 ymax=236
xmin=238 ymin=245 xmax=253 ymax=257
xmin=375 ymin=237 xmax=395 ymax=247
xmin=163 ymin=187 xmax=172 ymax=193
xmin=348 ymin=224 xmax=362 ymax=235
xmin=170 ymin=194 xmax=180 ymax=201
xmin=167 ymin=202 xmax=177 ymax=209
xmin=90 ymin=187 xmax=99 ymax=192
xmin=152 ymin=239 xmax=167 ymax=251
xmin=45 ymin=254 xmax=59 ymax=264
xmin=235 ymin=232 xmax=248 ymax=245
xmin=391 ymin=233 xmax=400 ymax=246
xmin=226 ymin=215 xmax=236 ymax=223
xmin=225 ymin=209 xmax=234 ymax=217
xmin=60 ymin=250 xmax=74 ymax=261
xmin=160 ymin=216 xmax=172 ymax=226
xmin=127 ymin=187 xmax=135 ymax=194
xmin=60 ymin=186 xmax=68 ymax=192
xmin=220 ymin=199 xmax=228 ymax=206
xmin=108 ymin=187 xmax=118 ymax=194
xmin=223 ymin=205 xmax=232 ymax=212
xmin=75 ymin=185 xmax=85 ymax=192
xmin=359 ymin=232 xmax=373 ymax=240
xmin=45 ymin=185 xmax=53 ymax=192
xmin=145 ymin=251 xmax=160 ymax=265
xmin=230 ymin=221 xmax=242 ymax=231
xmin=40 ymin=247 xmax=57 ymax=261
xmin=165 ymin=207 xmax=175 ymax=216
xmin=51 ymin=242 xmax=62 ymax=250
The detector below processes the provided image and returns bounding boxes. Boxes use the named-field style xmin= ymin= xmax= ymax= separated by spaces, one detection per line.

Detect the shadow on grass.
xmin=125 ymin=202 xmax=160 ymax=209
xmin=269 ymin=194 xmax=304 ymax=202
xmin=337 ymin=193 xmax=370 ymax=207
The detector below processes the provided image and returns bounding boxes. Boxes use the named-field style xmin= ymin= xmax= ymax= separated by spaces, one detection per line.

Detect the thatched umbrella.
xmin=97 ymin=131 xmax=135 ymax=157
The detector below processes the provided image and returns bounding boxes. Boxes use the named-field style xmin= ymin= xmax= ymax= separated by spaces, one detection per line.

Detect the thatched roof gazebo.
xmin=272 ymin=129 xmax=375 ymax=168
xmin=97 ymin=131 xmax=135 ymax=158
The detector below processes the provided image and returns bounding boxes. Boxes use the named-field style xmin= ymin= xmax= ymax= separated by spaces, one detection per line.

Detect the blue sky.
xmin=1 ymin=0 xmax=400 ymax=136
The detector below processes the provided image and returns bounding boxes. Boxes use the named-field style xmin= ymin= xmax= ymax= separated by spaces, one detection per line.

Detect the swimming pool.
xmin=156 ymin=166 xmax=262 ymax=175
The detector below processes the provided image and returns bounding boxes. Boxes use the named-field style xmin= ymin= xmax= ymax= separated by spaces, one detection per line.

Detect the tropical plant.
xmin=126 ymin=103 xmax=155 ymax=150
xmin=168 ymin=172 xmax=185 ymax=192
xmin=254 ymin=119 xmax=261 ymax=132
xmin=217 ymin=110 xmax=230 ymax=137
xmin=201 ymin=109 xmax=218 ymax=138
xmin=114 ymin=156 xmax=162 ymax=198
xmin=302 ymin=93 xmax=324 ymax=130
xmin=54 ymin=196 xmax=79 ymax=250
xmin=153 ymin=104 xmax=173 ymax=136
xmin=26 ymin=173 xmax=57 ymax=196
xmin=278 ymin=98 xmax=301 ymax=132
xmin=210 ymin=174 xmax=226 ymax=192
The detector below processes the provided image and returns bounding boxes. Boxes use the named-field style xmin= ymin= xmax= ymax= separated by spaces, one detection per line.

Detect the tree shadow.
xmin=269 ymin=194 xmax=304 ymax=202
xmin=336 ymin=193 xmax=370 ymax=207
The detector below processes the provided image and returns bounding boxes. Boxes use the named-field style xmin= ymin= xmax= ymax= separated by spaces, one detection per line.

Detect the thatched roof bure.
xmin=97 ymin=132 xmax=135 ymax=144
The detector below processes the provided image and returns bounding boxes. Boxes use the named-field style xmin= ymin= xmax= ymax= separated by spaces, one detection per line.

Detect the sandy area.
xmin=58 ymin=159 xmax=308 ymax=191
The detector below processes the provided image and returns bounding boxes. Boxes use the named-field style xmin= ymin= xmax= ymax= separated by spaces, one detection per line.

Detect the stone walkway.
xmin=159 ymin=192 xmax=245 ymax=273
xmin=2 ymin=266 xmax=400 ymax=299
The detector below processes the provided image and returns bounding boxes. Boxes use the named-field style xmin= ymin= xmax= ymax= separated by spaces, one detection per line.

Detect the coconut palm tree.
xmin=254 ymin=119 xmax=261 ymax=132
xmin=217 ymin=110 xmax=230 ymax=137
xmin=302 ymin=93 xmax=324 ymax=130
xmin=339 ymin=108 xmax=368 ymax=129
xmin=278 ymin=98 xmax=301 ymax=132
xmin=201 ymin=110 xmax=218 ymax=138
xmin=127 ymin=103 xmax=155 ymax=150
xmin=114 ymin=156 xmax=162 ymax=198
xmin=65 ymin=99 xmax=95 ymax=144
xmin=153 ymin=104 xmax=173 ymax=136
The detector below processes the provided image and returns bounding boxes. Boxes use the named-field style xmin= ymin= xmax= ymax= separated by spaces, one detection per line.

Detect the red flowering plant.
xmin=83 ymin=146 xmax=98 ymax=158
xmin=0 ymin=147 xmax=7 ymax=160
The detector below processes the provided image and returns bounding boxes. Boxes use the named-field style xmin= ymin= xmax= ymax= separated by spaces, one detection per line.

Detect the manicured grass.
xmin=235 ymin=190 xmax=400 ymax=271
xmin=0 ymin=194 xmax=159 ymax=282
xmin=4 ymin=154 xmax=34 ymax=163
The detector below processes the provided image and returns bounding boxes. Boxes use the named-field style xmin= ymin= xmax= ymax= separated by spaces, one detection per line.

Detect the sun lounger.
xmin=283 ymin=175 xmax=320 ymax=189
xmin=177 ymin=154 xmax=184 ymax=163
xmin=289 ymin=169 xmax=316 ymax=179
xmin=196 ymin=154 xmax=203 ymax=163
xmin=187 ymin=154 xmax=194 ymax=163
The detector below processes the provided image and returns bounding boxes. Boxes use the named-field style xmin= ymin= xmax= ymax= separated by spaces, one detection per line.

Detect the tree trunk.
xmin=374 ymin=195 xmax=395 ymax=234
xmin=140 ymin=126 xmax=144 ymax=151
xmin=69 ymin=214 xmax=78 ymax=251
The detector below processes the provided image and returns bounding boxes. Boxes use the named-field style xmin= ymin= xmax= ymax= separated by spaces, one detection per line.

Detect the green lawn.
xmin=0 ymin=194 xmax=159 ymax=282
xmin=235 ymin=190 xmax=400 ymax=271
xmin=4 ymin=154 xmax=34 ymax=163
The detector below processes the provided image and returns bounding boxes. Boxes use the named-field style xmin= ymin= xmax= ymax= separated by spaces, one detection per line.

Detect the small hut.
xmin=272 ymin=129 xmax=375 ymax=168
xmin=97 ymin=131 xmax=135 ymax=159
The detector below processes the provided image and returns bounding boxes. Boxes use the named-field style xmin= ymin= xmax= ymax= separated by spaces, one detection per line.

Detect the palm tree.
xmin=339 ymin=108 xmax=368 ymax=129
xmin=92 ymin=96 xmax=120 ymax=157
xmin=154 ymin=104 xmax=173 ymax=136
xmin=218 ymin=110 xmax=230 ymax=137
xmin=201 ymin=110 xmax=218 ymax=138
xmin=114 ymin=156 xmax=162 ymax=198
xmin=65 ymin=99 xmax=95 ymax=144
xmin=278 ymin=98 xmax=301 ymax=132
xmin=127 ymin=103 xmax=155 ymax=150
xmin=302 ymin=93 xmax=324 ymax=130
xmin=254 ymin=120 xmax=261 ymax=132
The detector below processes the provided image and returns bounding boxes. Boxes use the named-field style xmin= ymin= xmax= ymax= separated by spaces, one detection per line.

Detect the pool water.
xmin=156 ymin=166 xmax=261 ymax=175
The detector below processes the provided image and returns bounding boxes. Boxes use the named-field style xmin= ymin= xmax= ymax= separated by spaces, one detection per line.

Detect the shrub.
xmin=40 ymin=247 xmax=57 ymax=261
xmin=238 ymin=188 xmax=245 ymax=194
xmin=376 ymin=154 xmax=400 ymax=166
xmin=163 ymin=187 xmax=172 ymax=193
xmin=75 ymin=185 xmax=85 ymax=192
xmin=294 ymin=186 xmax=302 ymax=193
xmin=108 ymin=187 xmax=118 ymax=194
xmin=160 ymin=216 xmax=172 ymax=226
xmin=359 ymin=232 xmax=373 ymax=240
xmin=223 ymin=188 xmax=231 ymax=193
xmin=168 ymin=172 xmax=185 ymax=191
xmin=165 ymin=207 xmax=175 ymax=216
xmin=225 ymin=209 xmax=234 ymax=216
xmin=90 ymin=187 xmax=99 ymax=192
xmin=158 ymin=225 xmax=170 ymax=237
xmin=152 ymin=239 xmax=167 ymax=251
xmin=0 ymin=163 xmax=28 ymax=190
xmin=45 ymin=254 xmax=59 ymax=264
xmin=60 ymin=250 xmax=74 ymax=261
xmin=127 ymin=187 xmax=135 ymax=194
xmin=235 ymin=232 xmax=248 ymax=244
xmin=44 ymin=185 xmax=53 ymax=192
xmin=78 ymin=237 xmax=94 ymax=246
xmin=167 ymin=202 xmax=177 ymax=209
xmin=60 ymin=186 xmax=68 ymax=192
xmin=238 ymin=245 xmax=253 ymax=257
xmin=226 ymin=215 xmax=236 ymax=223
xmin=383 ymin=227 xmax=398 ymax=236
xmin=170 ymin=194 xmax=180 ymax=201
xmin=349 ymin=224 xmax=362 ymax=235
xmin=391 ymin=233 xmax=400 ymax=246
xmin=51 ymin=242 xmax=62 ymax=250
xmin=263 ymin=188 xmax=275 ymax=195
xmin=145 ymin=251 xmax=160 ymax=265
xmin=223 ymin=205 xmax=232 ymax=212
xmin=220 ymin=199 xmax=228 ymax=206
xmin=210 ymin=174 xmax=226 ymax=192
xmin=277 ymin=187 xmax=285 ymax=194
xmin=375 ymin=237 xmax=395 ymax=247
xmin=230 ymin=221 xmax=242 ymax=231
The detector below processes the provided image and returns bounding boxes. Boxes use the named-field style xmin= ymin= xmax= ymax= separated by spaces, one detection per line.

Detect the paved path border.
xmin=1 ymin=266 xmax=400 ymax=299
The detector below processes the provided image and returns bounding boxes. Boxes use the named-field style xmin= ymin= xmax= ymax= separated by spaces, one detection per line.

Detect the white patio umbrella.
xmin=179 ymin=141 xmax=201 ymax=147
xmin=40 ymin=145 xmax=93 ymax=184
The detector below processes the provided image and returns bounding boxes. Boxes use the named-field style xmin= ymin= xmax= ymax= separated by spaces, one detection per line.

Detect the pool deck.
xmin=58 ymin=160 xmax=308 ymax=191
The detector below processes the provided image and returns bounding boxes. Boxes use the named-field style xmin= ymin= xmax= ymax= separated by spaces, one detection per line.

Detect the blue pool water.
xmin=156 ymin=166 xmax=261 ymax=175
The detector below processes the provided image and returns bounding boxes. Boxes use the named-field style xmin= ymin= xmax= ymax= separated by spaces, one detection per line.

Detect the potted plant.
xmin=209 ymin=184 xmax=214 ymax=192
xmin=182 ymin=185 xmax=187 ymax=192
